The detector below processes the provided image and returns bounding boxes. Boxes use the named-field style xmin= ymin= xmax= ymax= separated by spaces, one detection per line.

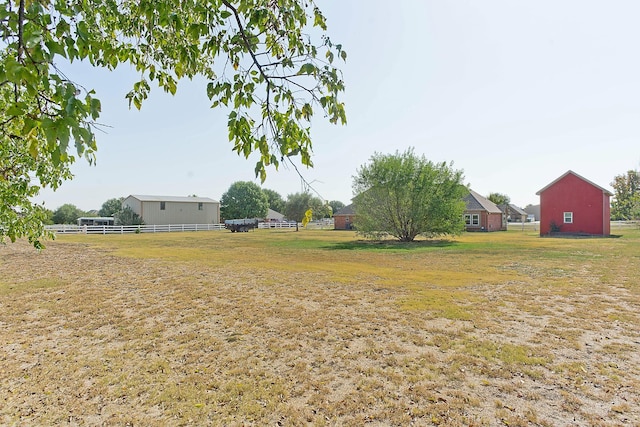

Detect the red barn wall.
xmin=539 ymin=174 xmax=610 ymax=236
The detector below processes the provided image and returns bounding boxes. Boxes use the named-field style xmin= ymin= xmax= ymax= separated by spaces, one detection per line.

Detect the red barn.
xmin=536 ymin=170 xmax=612 ymax=236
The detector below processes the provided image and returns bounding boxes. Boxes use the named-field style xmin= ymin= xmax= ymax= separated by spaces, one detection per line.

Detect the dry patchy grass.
xmin=1 ymin=226 xmax=639 ymax=425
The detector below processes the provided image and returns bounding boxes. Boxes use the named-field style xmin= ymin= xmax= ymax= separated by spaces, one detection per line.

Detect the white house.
xmin=122 ymin=195 xmax=220 ymax=225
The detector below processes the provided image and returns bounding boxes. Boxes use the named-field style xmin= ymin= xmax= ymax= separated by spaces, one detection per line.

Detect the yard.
xmin=1 ymin=226 xmax=639 ymax=426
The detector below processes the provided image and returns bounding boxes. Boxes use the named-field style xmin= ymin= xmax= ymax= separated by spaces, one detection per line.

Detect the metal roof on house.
xmin=535 ymin=170 xmax=613 ymax=196
xmin=127 ymin=195 xmax=219 ymax=203
xmin=334 ymin=204 xmax=355 ymax=216
xmin=464 ymin=190 xmax=503 ymax=214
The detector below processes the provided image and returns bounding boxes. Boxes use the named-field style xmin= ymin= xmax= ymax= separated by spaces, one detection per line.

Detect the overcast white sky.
xmin=35 ymin=1 xmax=640 ymax=212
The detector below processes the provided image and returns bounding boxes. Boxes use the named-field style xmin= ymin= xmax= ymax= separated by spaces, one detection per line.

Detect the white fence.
xmin=46 ymin=222 xmax=301 ymax=235
xmin=47 ymin=223 xmax=226 ymax=235
xmin=258 ymin=222 xmax=299 ymax=229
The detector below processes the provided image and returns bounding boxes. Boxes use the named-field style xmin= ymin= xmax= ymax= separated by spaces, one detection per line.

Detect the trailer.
xmin=224 ymin=218 xmax=259 ymax=232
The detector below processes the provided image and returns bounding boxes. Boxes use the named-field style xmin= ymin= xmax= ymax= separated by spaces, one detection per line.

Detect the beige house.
xmin=123 ymin=195 xmax=220 ymax=225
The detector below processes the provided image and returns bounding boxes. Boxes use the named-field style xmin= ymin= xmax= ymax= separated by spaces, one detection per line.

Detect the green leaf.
xmin=298 ymin=63 xmax=316 ymax=75
xmin=90 ymin=98 xmax=101 ymax=119
xmin=326 ymin=51 xmax=334 ymax=63
xmin=42 ymin=120 xmax=57 ymax=148
xmin=45 ymin=40 xmax=67 ymax=58
xmin=29 ymin=140 xmax=39 ymax=158
xmin=6 ymin=105 xmax=23 ymax=116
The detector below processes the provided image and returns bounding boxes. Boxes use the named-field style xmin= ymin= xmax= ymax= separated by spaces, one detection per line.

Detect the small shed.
xmin=536 ymin=171 xmax=612 ymax=236
xmin=463 ymin=190 xmax=507 ymax=232
xmin=123 ymin=195 xmax=220 ymax=225
xmin=77 ymin=217 xmax=115 ymax=226
xmin=333 ymin=204 xmax=356 ymax=230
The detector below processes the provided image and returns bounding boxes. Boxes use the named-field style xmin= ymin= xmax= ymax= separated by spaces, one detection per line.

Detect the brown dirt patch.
xmin=1 ymin=236 xmax=639 ymax=426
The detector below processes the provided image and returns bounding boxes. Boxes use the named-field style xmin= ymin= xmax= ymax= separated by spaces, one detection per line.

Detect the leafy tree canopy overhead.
xmin=0 ymin=0 xmax=346 ymax=247
xmin=220 ymin=181 xmax=269 ymax=220
xmin=353 ymin=148 xmax=467 ymax=242
xmin=611 ymin=170 xmax=640 ymax=220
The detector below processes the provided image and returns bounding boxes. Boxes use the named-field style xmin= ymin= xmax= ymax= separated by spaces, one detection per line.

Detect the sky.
xmin=35 ymin=1 xmax=640 ymax=212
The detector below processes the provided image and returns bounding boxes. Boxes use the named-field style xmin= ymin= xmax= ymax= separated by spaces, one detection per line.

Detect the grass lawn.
xmin=1 ymin=226 xmax=639 ymax=425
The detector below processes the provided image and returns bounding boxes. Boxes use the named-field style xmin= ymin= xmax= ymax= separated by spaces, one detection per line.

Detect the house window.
xmin=160 ymin=201 xmax=166 ymax=211
xmin=564 ymin=212 xmax=573 ymax=223
xmin=464 ymin=214 xmax=480 ymax=226
xmin=198 ymin=202 xmax=203 ymax=211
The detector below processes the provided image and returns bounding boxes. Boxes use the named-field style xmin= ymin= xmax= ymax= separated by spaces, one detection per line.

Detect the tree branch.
xmin=221 ymin=0 xmax=270 ymax=85
xmin=17 ymin=0 xmax=24 ymax=61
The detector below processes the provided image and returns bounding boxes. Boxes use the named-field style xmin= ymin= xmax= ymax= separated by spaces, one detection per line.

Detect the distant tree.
xmin=328 ymin=200 xmax=346 ymax=216
xmin=262 ymin=189 xmax=286 ymax=214
xmin=98 ymin=198 xmax=124 ymax=217
xmin=611 ymin=170 xmax=640 ymax=220
xmin=114 ymin=206 xmax=143 ymax=226
xmin=353 ymin=148 xmax=467 ymax=242
xmin=487 ymin=192 xmax=510 ymax=207
xmin=312 ymin=199 xmax=333 ymax=218
xmin=220 ymin=181 xmax=269 ymax=220
xmin=52 ymin=204 xmax=84 ymax=224
xmin=284 ymin=192 xmax=323 ymax=222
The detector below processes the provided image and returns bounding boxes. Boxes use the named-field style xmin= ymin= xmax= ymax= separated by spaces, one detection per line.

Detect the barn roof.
xmin=464 ymin=190 xmax=503 ymax=214
xmin=535 ymin=170 xmax=613 ymax=196
xmin=127 ymin=195 xmax=219 ymax=203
